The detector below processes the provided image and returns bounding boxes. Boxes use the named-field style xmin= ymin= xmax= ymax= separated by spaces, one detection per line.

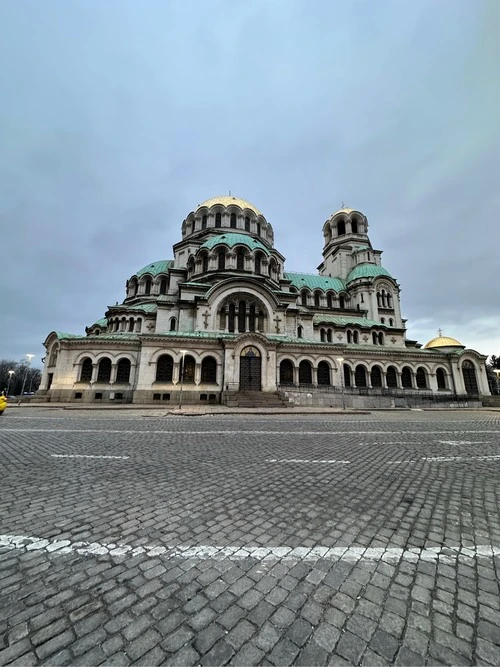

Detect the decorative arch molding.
xmin=232 ymin=332 xmax=271 ymax=360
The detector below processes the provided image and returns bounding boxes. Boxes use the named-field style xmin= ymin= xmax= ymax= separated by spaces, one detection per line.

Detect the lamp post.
xmin=18 ymin=354 xmax=35 ymax=405
xmin=494 ymin=369 xmax=500 ymax=395
xmin=178 ymin=350 xmax=187 ymax=410
xmin=6 ymin=370 xmax=14 ymax=396
xmin=337 ymin=357 xmax=345 ymax=410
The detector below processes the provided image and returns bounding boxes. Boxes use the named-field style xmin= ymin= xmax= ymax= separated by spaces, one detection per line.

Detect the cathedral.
xmin=39 ymin=196 xmax=490 ymax=407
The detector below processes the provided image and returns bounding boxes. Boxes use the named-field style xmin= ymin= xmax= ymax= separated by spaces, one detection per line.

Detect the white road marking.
xmin=3 ymin=429 xmax=499 ymax=435
xmin=51 ymin=454 xmax=130 ymax=460
xmin=266 ymin=458 xmax=350 ymax=464
xmin=388 ymin=454 xmax=500 ymax=464
xmin=438 ymin=440 xmax=483 ymax=446
xmin=0 ymin=533 xmax=498 ymax=565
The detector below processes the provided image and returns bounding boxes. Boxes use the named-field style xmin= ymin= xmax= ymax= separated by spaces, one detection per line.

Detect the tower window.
xmin=230 ymin=213 xmax=237 ymax=228
xmin=202 ymin=215 xmax=207 ymax=229
xmin=337 ymin=220 xmax=346 ymax=236
xmin=351 ymin=219 xmax=358 ymax=234
xmin=215 ymin=212 xmax=222 ymax=227
xmin=245 ymin=216 xmax=250 ymax=231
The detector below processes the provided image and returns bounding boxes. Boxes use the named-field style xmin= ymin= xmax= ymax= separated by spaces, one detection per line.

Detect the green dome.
xmin=200 ymin=233 xmax=269 ymax=255
xmin=135 ymin=259 xmax=174 ymax=277
xmin=347 ymin=263 xmax=393 ymax=283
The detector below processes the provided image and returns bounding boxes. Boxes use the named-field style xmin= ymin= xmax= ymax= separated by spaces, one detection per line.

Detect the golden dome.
xmin=197 ymin=196 xmax=262 ymax=216
xmin=424 ymin=336 xmax=464 ymax=349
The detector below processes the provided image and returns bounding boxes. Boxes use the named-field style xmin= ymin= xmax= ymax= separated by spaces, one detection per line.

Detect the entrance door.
xmin=239 ymin=347 xmax=262 ymax=391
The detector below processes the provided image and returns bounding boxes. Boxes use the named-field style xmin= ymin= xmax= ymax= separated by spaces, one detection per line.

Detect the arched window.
xmin=136 ymin=318 xmax=142 ymax=332
xmin=230 ymin=213 xmax=237 ymax=228
xmin=297 ymin=325 xmax=303 ymax=339
xmin=314 ymin=292 xmax=321 ymax=308
xmin=185 ymin=222 xmax=191 ymax=235
xmin=344 ymin=365 xmax=351 ymax=387
xmin=401 ymin=367 xmax=413 ymax=388
xmin=353 ymin=331 xmax=359 ymax=344
xmin=416 ymin=367 xmax=427 ymax=389
xmin=371 ymin=365 xmax=383 ymax=387
xmin=244 ymin=216 xmax=250 ymax=232
xmin=236 ymin=249 xmax=245 ymax=271
xmin=347 ymin=330 xmax=352 ymax=344
xmin=320 ymin=329 xmax=325 ymax=342
xmin=462 ymin=361 xmax=479 ymax=395
xmin=355 ymin=364 xmax=367 ymax=387
xmin=144 ymin=278 xmax=152 ymax=295
xmin=128 ymin=317 xmax=135 ymax=332
xmin=120 ymin=317 xmax=126 ymax=332
xmin=80 ymin=358 xmax=93 ymax=382
xmin=97 ymin=358 xmax=111 ymax=383
xmin=299 ymin=360 xmax=312 ymax=385
xmin=280 ymin=360 xmax=294 ymax=385
xmin=389 ymin=318 xmax=394 ymax=326
xmin=257 ymin=223 xmax=261 ymax=236
xmin=372 ymin=332 xmax=378 ymax=345
xmin=377 ymin=292 xmax=382 ymax=308
xmin=160 ymin=278 xmax=168 ymax=294
xmin=202 ymin=215 xmax=207 ymax=229
xmin=156 ymin=355 xmax=173 ymax=382
xmin=301 ymin=291 xmax=308 ymax=307
xmin=378 ymin=332 xmax=384 ymax=345
xmin=436 ymin=368 xmax=447 ymax=390
xmin=327 ymin=293 xmax=333 ymax=309
xmin=249 ymin=304 xmax=256 ymax=332
xmin=337 ymin=220 xmax=346 ymax=236
xmin=386 ymin=366 xmax=398 ymax=388
xmin=129 ymin=278 xmax=138 ymax=297
xmin=351 ymin=219 xmax=358 ymax=234
xmin=380 ymin=317 xmax=385 ymax=324
xmin=228 ymin=303 xmax=236 ymax=332
xmin=255 ymin=253 xmax=262 ymax=274
xmin=238 ymin=300 xmax=246 ymax=333
xmin=387 ymin=293 xmax=393 ymax=308
xmin=215 ymin=212 xmax=222 ymax=227
xmin=318 ymin=361 xmax=330 ymax=385
xmin=339 ymin=296 xmax=345 ymax=309
xmin=327 ymin=329 xmax=332 ymax=343
xmin=201 ymin=253 xmax=209 ymax=273
xmin=201 ymin=356 xmax=217 ymax=383
xmin=180 ymin=355 xmax=196 ymax=383
xmin=218 ymin=249 xmax=226 ymax=271
xmin=169 ymin=317 xmax=177 ymax=331
xmin=116 ymin=358 xmax=131 ymax=383
xmin=187 ymin=256 xmax=195 ymax=276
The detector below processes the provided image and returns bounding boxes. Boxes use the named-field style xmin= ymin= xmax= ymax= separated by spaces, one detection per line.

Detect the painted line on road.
xmin=0 ymin=533 xmax=498 ymax=566
xmin=2 ymin=429 xmax=500 ymax=435
xmin=51 ymin=454 xmax=130 ymax=460
xmin=266 ymin=458 xmax=350 ymax=464
xmin=388 ymin=454 xmax=500 ymax=464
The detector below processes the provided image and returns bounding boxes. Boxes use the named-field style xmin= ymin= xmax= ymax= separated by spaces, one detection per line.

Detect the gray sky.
xmin=1 ymin=0 xmax=499 ymax=367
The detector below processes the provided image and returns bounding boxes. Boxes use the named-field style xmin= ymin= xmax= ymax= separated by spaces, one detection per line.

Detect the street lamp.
xmin=18 ymin=354 xmax=35 ymax=405
xmin=6 ymin=370 xmax=14 ymax=396
xmin=178 ymin=350 xmax=187 ymax=409
xmin=337 ymin=357 xmax=345 ymax=410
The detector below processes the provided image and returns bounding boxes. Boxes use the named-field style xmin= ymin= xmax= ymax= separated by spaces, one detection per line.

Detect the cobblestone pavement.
xmin=0 ymin=409 xmax=499 ymax=666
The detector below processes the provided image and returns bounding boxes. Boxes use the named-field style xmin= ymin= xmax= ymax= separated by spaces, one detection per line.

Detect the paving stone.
xmin=255 ymin=621 xmax=281 ymax=652
xmin=200 ymin=639 xmax=235 ymax=666
xmin=161 ymin=624 xmax=194 ymax=653
xmin=194 ymin=622 xmax=225 ymax=655
xmin=227 ymin=619 xmax=257 ymax=650
xmin=369 ymin=629 xmax=400 ymax=661
xmin=295 ymin=641 xmax=329 ymax=666
xmin=268 ymin=637 xmax=300 ymax=666
xmin=231 ymin=643 xmax=265 ymax=666
xmin=394 ymin=646 xmax=426 ymax=666
xmin=336 ymin=630 xmax=368 ymax=664
xmin=164 ymin=645 xmax=200 ymax=666
xmin=313 ymin=622 xmax=341 ymax=652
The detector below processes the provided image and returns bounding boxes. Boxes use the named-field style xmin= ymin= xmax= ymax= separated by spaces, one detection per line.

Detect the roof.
xmin=91 ymin=318 xmax=107 ymax=328
xmin=109 ymin=302 xmax=158 ymax=313
xmin=346 ymin=263 xmax=393 ymax=283
xmin=313 ymin=315 xmax=387 ymax=328
xmin=200 ymin=233 xmax=270 ymax=255
xmin=424 ymin=336 xmax=464 ymax=349
xmin=197 ymin=196 xmax=262 ymax=216
xmin=135 ymin=260 xmax=174 ymax=277
xmin=284 ymin=272 xmax=346 ymax=292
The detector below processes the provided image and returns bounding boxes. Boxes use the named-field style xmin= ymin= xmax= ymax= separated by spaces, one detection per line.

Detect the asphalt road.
xmin=0 ymin=409 xmax=499 ymax=666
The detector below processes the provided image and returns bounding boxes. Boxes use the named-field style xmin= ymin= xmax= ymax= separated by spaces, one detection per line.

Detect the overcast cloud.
xmin=1 ymin=0 xmax=499 ymax=366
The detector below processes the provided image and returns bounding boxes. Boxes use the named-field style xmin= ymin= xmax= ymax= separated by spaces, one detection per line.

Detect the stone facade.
xmin=39 ymin=196 xmax=490 ymax=406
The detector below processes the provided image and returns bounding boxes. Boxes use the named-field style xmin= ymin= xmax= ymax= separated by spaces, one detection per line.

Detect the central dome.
xmin=197 ymin=196 xmax=262 ymax=216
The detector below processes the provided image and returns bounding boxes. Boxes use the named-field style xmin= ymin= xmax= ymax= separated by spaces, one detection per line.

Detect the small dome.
xmin=424 ymin=336 xmax=464 ymax=349
xmin=197 ymin=196 xmax=262 ymax=216
xmin=346 ymin=263 xmax=392 ymax=283
xmin=135 ymin=260 xmax=173 ymax=277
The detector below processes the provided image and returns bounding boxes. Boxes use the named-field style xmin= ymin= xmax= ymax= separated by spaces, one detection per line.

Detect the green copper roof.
xmin=109 ymin=302 xmax=158 ymax=313
xmin=200 ymin=233 xmax=270 ymax=255
xmin=135 ymin=260 xmax=174 ymax=277
xmin=313 ymin=315 xmax=387 ymax=327
xmin=346 ymin=263 xmax=392 ymax=283
xmin=55 ymin=332 xmax=81 ymax=340
xmin=92 ymin=318 xmax=108 ymax=328
xmin=284 ymin=272 xmax=346 ymax=292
